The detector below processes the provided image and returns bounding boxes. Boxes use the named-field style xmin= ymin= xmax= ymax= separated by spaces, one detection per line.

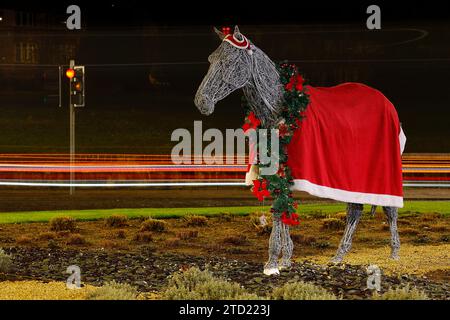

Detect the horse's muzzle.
xmin=194 ymin=92 xmax=215 ymax=116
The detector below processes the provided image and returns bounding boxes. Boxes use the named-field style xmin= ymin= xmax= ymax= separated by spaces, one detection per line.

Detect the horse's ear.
xmin=234 ymin=25 xmax=241 ymax=35
xmin=213 ymin=27 xmax=225 ymax=40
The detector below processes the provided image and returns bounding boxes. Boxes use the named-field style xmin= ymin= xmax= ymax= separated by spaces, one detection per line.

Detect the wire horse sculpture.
xmin=195 ymin=26 xmax=403 ymax=275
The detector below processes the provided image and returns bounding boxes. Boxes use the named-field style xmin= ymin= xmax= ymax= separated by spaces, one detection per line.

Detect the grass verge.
xmin=0 ymin=201 xmax=448 ymax=224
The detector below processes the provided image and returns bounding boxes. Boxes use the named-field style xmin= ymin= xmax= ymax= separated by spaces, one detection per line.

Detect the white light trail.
xmin=0 ymin=181 xmax=248 ymax=187
xmin=0 ymin=181 xmax=449 ymax=188
xmin=403 ymin=183 xmax=450 ymax=187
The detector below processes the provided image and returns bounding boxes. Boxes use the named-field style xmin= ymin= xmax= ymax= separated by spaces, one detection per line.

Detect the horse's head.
xmin=194 ymin=26 xmax=254 ymax=116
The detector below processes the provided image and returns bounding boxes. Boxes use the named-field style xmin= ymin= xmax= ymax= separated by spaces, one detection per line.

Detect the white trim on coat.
xmin=400 ymin=127 xmax=407 ymax=154
xmin=292 ymin=179 xmax=404 ymax=208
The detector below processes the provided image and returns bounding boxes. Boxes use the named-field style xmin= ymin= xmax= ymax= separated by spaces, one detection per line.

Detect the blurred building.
xmin=0 ymin=8 xmax=81 ymax=94
xmin=0 ymin=8 xmax=80 ymax=64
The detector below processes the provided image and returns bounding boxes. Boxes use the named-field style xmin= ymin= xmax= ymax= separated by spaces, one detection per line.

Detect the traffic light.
xmin=69 ymin=66 xmax=85 ymax=107
xmin=65 ymin=68 xmax=75 ymax=79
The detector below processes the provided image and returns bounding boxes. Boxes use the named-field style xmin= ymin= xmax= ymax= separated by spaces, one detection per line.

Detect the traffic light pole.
xmin=69 ymin=59 xmax=75 ymax=195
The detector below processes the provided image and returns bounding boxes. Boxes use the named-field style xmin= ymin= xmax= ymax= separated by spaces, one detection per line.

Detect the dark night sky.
xmin=1 ymin=0 xmax=449 ymax=153
xmin=2 ymin=0 xmax=450 ymax=26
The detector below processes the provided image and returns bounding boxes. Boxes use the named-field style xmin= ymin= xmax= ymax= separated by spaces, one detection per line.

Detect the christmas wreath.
xmin=242 ymin=62 xmax=310 ymax=225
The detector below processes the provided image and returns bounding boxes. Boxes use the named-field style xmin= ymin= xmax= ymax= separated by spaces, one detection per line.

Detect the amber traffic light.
xmin=65 ymin=68 xmax=75 ymax=79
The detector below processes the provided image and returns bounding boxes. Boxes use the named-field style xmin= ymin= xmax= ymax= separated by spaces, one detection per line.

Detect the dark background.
xmin=0 ymin=1 xmax=449 ymax=153
xmin=2 ymin=0 xmax=450 ymax=25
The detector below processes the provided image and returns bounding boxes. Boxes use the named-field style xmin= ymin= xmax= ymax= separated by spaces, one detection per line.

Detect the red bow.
xmin=252 ymin=179 xmax=270 ymax=201
xmin=278 ymin=122 xmax=290 ymax=138
xmin=242 ymin=112 xmax=261 ymax=133
xmin=285 ymin=74 xmax=304 ymax=92
xmin=276 ymin=164 xmax=286 ymax=177
xmin=281 ymin=212 xmax=300 ymax=226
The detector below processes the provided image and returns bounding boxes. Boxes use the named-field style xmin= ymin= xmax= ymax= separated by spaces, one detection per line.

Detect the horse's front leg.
xmin=263 ymin=217 xmax=282 ymax=275
xmin=383 ymin=206 xmax=400 ymax=260
xmin=279 ymin=223 xmax=294 ymax=270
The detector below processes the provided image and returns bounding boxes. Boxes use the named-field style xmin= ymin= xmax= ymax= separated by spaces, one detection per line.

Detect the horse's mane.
xmin=243 ymin=45 xmax=284 ymax=127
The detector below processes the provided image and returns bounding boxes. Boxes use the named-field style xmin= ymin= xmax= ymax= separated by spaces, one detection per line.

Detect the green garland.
xmin=243 ymin=62 xmax=310 ymax=225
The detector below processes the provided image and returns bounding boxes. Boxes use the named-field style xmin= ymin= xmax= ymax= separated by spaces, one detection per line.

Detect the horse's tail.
xmin=370 ymin=205 xmax=377 ymax=216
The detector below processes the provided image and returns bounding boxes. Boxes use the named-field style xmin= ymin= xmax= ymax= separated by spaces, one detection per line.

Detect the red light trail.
xmin=0 ymin=153 xmax=448 ymax=187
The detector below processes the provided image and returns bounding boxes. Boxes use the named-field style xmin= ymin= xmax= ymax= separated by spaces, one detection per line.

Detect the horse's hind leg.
xmin=383 ymin=206 xmax=400 ymax=260
xmin=264 ymin=218 xmax=282 ymax=275
xmin=331 ymin=203 xmax=363 ymax=263
xmin=279 ymin=223 xmax=294 ymax=270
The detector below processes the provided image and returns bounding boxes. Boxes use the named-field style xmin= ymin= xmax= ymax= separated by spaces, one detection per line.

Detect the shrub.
xmin=255 ymin=224 xmax=272 ymax=235
xmin=290 ymin=233 xmax=316 ymax=246
xmin=140 ymin=219 xmax=167 ymax=232
xmin=0 ymin=248 xmax=12 ymax=273
xmin=16 ymin=235 xmax=32 ymax=244
xmin=162 ymin=267 xmax=260 ymax=300
xmin=400 ymin=228 xmax=419 ymax=236
xmin=183 ymin=215 xmax=208 ymax=227
xmin=177 ymin=230 xmax=198 ymax=240
xmin=372 ymin=284 xmax=428 ymax=300
xmin=414 ymin=234 xmax=431 ymax=244
xmin=335 ymin=212 xmax=347 ymax=221
xmin=66 ymin=234 xmax=86 ymax=245
xmin=308 ymin=210 xmax=327 ymax=219
xmin=398 ymin=219 xmax=411 ymax=226
xmin=165 ymin=237 xmax=181 ymax=247
xmin=271 ymin=281 xmax=338 ymax=300
xmin=87 ymin=280 xmax=138 ymax=300
xmin=421 ymin=213 xmax=442 ymax=221
xmin=115 ymin=230 xmax=127 ymax=239
xmin=223 ymin=235 xmax=248 ymax=246
xmin=38 ymin=232 xmax=57 ymax=240
xmin=47 ymin=239 xmax=60 ymax=249
xmin=217 ymin=212 xmax=234 ymax=222
xmin=105 ymin=215 xmax=128 ymax=228
xmin=57 ymin=230 xmax=71 ymax=238
xmin=133 ymin=232 xmax=153 ymax=243
xmin=439 ymin=234 xmax=449 ymax=242
xmin=50 ymin=216 xmax=77 ymax=232
xmin=429 ymin=225 xmax=448 ymax=232
xmin=100 ymin=240 xmax=121 ymax=249
xmin=311 ymin=241 xmax=331 ymax=249
xmin=321 ymin=218 xmax=345 ymax=231
xmin=358 ymin=236 xmax=372 ymax=243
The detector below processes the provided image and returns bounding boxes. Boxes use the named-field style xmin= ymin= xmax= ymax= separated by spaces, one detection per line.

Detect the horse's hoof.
xmin=263 ymin=267 xmax=280 ymax=276
xmin=390 ymin=253 xmax=400 ymax=261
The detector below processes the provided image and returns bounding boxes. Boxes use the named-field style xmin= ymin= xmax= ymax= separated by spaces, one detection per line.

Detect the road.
xmin=0 ymin=153 xmax=448 ymax=211
xmin=0 ymin=153 xmax=449 ymax=186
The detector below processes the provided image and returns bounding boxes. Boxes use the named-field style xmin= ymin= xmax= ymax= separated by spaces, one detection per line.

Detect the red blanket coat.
xmin=247 ymin=83 xmax=406 ymax=207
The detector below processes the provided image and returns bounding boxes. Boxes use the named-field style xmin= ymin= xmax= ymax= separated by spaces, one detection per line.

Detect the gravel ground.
xmin=2 ymin=247 xmax=448 ymax=300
